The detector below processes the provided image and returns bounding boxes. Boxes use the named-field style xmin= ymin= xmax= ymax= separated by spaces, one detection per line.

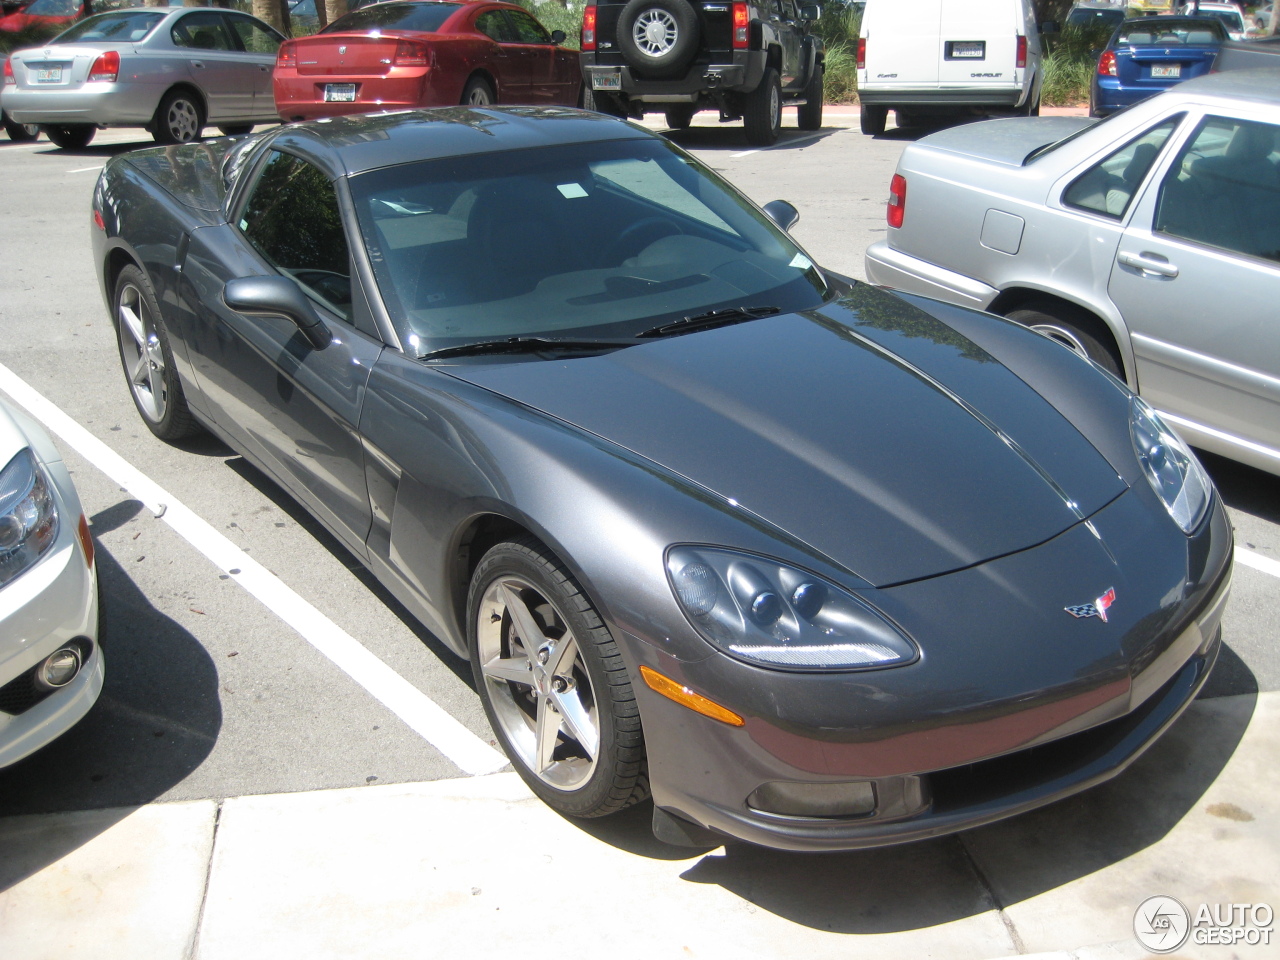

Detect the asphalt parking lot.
xmin=1 ymin=111 xmax=1279 ymax=958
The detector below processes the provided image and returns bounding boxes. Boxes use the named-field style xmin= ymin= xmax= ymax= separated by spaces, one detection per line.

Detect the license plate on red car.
xmin=1151 ymin=64 xmax=1181 ymax=78
xmin=35 ymin=66 xmax=62 ymax=83
xmin=324 ymin=83 xmax=357 ymax=102
xmin=591 ymin=70 xmax=621 ymax=91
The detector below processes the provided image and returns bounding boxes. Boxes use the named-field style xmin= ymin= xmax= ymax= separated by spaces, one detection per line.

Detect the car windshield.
xmin=1201 ymin=9 xmax=1244 ymax=31
xmin=1115 ymin=18 xmax=1226 ymax=45
xmin=54 ymin=9 xmax=162 ymax=42
xmin=322 ymin=1 xmax=459 ymax=33
xmin=349 ymin=136 xmax=829 ymax=354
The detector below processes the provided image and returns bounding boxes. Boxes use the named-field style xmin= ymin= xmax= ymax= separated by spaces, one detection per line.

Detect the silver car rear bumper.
xmin=864 ymin=240 xmax=997 ymax=310
xmin=4 ymin=85 xmax=158 ymax=126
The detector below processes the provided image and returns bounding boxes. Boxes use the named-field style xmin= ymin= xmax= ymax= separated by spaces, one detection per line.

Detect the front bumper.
xmin=630 ymin=489 xmax=1232 ymax=851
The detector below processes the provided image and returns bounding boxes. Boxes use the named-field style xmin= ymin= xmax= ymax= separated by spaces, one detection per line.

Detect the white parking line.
xmin=0 ymin=360 xmax=509 ymax=777
xmin=1236 ymin=547 xmax=1280 ymax=580
xmin=66 ymin=165 xmax=104 ymax=174
xmin=730 ymin=126 xmax=850 ymax=159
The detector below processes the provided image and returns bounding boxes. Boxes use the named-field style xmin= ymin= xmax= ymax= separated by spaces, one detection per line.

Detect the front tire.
xmin=860 ymin=103 xmax=887 ymax=135
xmin=743 ymin=67 xmax=782 ymax=146
xmin=461 ymin=75 xmax=495 ymax=106
xmin=113 ymin=265 xmax=201 ymax=441
xmin=797 ymin=63 xmax=824 ymax=131
xmin=468 ymin=537 xmax=648 ymax=818
xmin=152 ymin=90 xmax=204 ymax=144
xmin=1006 ymin=301 xmax=1124 ymax=379
xmin=41 ymin=124 xmax=95 ymax=149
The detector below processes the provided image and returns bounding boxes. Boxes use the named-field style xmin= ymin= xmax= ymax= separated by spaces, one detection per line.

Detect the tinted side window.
xmin=240 ymin=151 xmax=353 ymax=320
xmin=475 ymin=9 xmax=513 ymax=41
xmin=226 ymin=13 xmax=282 ymax=53
xmin=504 ymin=9 xmax=550 ymax=43
xmin=1063 ymin=118 xmax=1180 ymax=219
xmin=171 ymin=11 xmax=234 ymax=50
xmin=1155 ymin=115 xmax=1280 ymax=263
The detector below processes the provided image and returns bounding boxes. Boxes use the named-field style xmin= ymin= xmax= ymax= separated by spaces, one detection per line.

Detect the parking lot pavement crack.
xmin=956 ymin=833 xmax=1027 ymax=955
xmin=189 ymin=799 xmax=224 ymax=960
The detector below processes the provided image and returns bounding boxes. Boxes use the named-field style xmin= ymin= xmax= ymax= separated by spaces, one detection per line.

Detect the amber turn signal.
xmin=639 ymin=665 xmax=745 ymax=727
xmin=76 ymin=514 xmax=94 ymax=569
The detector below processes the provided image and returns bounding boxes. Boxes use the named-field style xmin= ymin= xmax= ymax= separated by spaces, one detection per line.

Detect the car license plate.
xmin=324 ymin=83 xmax=357 ymax=102
xmin=591 ymin=70 xmax=622 ymax=91
xmin=35 ymin=66 xmax=62 ymax=83
xmin=948 ymin=41 xmax=985 ymax=59
xmin=1151 ymin=64 xmax=1181 ymax=78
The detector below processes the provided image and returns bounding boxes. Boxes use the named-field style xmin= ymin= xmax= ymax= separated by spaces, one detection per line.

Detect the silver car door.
xmin=1108 ymin=111 xmax=1280 ymax=462
xmin=224 ymin=12 xmax=283 ymax=121
xmin=169 ymin=10 xmax=253 ymax=119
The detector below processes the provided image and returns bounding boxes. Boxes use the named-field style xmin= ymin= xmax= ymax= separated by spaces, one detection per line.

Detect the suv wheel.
xmin=617 ymin=0 xmax=700 ymax=79
xmin=743 ymin=67 xmax=782 ymax=146
xmin=797 ymin=63 xmax=823 ymax=131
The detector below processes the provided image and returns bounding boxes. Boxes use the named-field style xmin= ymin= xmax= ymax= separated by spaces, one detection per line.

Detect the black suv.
xmin=580 ymin=0 xmax=825 ymax=145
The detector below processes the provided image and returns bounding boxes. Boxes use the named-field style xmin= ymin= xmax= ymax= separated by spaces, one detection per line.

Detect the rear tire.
xmin=664 ymin=103 xmax=696 ymax=129
xmin=743 ymin=67 xmax=782 ymax=146
xmin=1006 ymin=301 xmax=1124 ymax=378
xmin=797 ymin=63 xmax=823 ymax=131
xmin=41 ymin=124 xmax=95 ymax=149
xmin=1018 ymin=88 xmax=1041 ymax=116
xmin=860 ymin=103 xmax=887 ymax=135
xmin=152 ymin=90 xmax=204 ymax=144
xmin=3 ymin=114 xmax=39 ymax=142
xmin=461 ymin=75 xmax=495 ymax=106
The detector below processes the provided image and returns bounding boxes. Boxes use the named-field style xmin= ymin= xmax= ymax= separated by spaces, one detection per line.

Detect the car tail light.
xmin=582 ymin=1 xmax=596 ymax=51
xmin=276 ymin=41 xmax=296 ymax=68
xmin=393 ymin=39 xmax=427 ymax=66
xmin=732 ymin=1 xmax=749 ymax=49
xmin=1016 ymin=34 xmax=1027 ymax=69
xmin=92 ymin=208 xmax=105 ymax=231
xmin=857 ymin=37 xmax=866 ymax=70
xmin=1098 ymin=50 xmax=1117 ymax=76
xmin=887 ymin=173 xmax=906 ymax=229
xmin=3 ymin=58 xmax=14 ymax=85
xmin=87 ymin=49 xmax=118 ymax=82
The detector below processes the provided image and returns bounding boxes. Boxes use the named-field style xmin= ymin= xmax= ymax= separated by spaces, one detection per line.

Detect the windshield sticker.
xmin=557 ymin=183 xmax=588 ymax=199
xmin=789 ymin=253 xmax=814 ymax=270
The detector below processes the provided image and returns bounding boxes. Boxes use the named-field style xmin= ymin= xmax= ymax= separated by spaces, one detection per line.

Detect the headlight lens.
xmin=0 ymin=448 xmax=59 ymax=587
xmin=666 ymin=546 xmax=918 ymax=671
xmin=1130 ymin=396 xmax=1210 ymax=535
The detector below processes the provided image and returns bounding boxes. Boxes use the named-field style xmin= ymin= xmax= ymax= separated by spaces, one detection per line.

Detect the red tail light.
xmin=3 ymin=58 xmax=14 ymax=85
xmin=1016 ymin=34 xmax=1027 ymax=69
xmin=1098 ymin=50 xmax=1117 ymax=76
xmin=276 ymin=41 xmax=296 ymax=68
xmin=87 ymin=49 xmax=118 ymax=82
xmin=887 ymin=173 xmax=906 ymax=229
xmin=857 ymin=37 xmax=866 ymax=70
xmin=393 ymin=39 xmax=427 ymax=67
xmin=732 ymin=1 xmax=749 ymax=49
xmin=582 ymin=2 xmax=597 ymax=51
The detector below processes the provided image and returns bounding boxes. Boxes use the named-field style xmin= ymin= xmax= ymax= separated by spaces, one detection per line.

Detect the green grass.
xmin=1041 ymin=45 xmax=1096 ymax=107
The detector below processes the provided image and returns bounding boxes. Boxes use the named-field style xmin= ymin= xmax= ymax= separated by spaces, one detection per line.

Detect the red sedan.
xmin=273 ymin=0 xmax=581 ymax=121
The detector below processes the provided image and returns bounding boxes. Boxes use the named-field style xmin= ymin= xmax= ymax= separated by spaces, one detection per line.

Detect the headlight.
xmin=666 ymin=546 xmax=918 ymax=671
xmin=1130 ymin=396 xmax=1210 ymax=535
xmin=0 ymin=448 xmax=59 ymax=587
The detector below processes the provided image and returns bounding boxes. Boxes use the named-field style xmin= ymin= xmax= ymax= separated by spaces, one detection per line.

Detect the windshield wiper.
xmin=635 ymin=305 xmax=780 ymax=339
xmin=420 ymin=336 xmax=632 ymax=361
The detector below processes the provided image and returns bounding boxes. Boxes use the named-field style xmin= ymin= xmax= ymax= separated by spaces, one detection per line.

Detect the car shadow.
xmin=1199 ymin=449 xmax=1280 ymax=527
xmin=0 ymin=497 xmax=223 ymax=891
xmin=219 ymin=454 xmax=476 ymax=691
xmin=565 ymin=654 xmax=1257 ymax=933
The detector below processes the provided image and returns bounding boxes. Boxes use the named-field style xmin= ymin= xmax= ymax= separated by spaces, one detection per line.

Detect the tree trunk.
xmin=325 ymin=0 xmax=348 ymax=27
xmin=253 ymin=0 xmax=284 ymax=33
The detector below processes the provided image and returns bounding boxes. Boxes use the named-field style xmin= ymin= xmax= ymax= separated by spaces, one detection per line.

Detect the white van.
xmin=856 ymin=0 xmax=1047 ymax=134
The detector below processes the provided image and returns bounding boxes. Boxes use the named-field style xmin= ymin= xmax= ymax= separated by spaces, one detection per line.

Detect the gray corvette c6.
xmin=92 ymin=107 xmax=1231 ymax=851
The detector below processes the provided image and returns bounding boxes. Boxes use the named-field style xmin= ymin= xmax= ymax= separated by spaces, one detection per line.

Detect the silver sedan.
xmin=866 ymin=71 xmax=1280 ymax=478
xmin=3 ymin=5 xmax=283 ymax=148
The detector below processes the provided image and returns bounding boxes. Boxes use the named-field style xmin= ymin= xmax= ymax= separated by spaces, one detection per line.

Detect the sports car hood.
xmin=449 ymin=287 xmax=1127 ymax=586
xmin=919 ymin=116 xmax=1096 ymax=165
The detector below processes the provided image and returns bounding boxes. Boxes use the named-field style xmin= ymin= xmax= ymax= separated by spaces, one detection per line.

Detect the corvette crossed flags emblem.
xmin=1065 ymin=587 xmax=1116 ymax=622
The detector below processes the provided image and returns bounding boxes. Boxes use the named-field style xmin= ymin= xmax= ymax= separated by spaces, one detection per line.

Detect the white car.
xmin=0 ymin=399 xmax=101 ymax=768
xmin=1177 ymin=1 xmax=1247 ymax=39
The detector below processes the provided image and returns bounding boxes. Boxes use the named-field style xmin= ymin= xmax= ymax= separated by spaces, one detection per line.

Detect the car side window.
xmin=1154 ymin=115 xmax=1280 ymax=264
xmin=475 ymin=9 xmax=514 ymax=42
xmin=171 ymin=11 xmax=235 ymax=51
xmin=1062 ymin=117 xmax=1181 ymax=219
xmin=503 ymin=9 xmax=551 ymax=43
xmin=239 ymin=151 xmax=354 ymax=322
xmin=225 ymin=13 xmax=282 ymax=54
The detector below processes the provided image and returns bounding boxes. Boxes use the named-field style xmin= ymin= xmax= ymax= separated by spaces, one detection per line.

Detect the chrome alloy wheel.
xmin=466 ymin=84 xmax=492 ymax=106
xmin=476 ymin=576 xmax=600 ymax=790
xmin=1029 ymin=322 xmax=1090 ymax=359
xmin=633 ymin=8 xmax=679 ymax=57
xmin=117 ymin=281 xmax=168 ymax=423
xmin=165 ymin=98 xmax=200 ymax=142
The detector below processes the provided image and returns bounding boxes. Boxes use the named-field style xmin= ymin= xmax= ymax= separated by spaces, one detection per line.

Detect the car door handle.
xmin=191 ymin=59 xmax=205 ymax=69
xmin=1118 ymin=250 xmax=1179 ymax=278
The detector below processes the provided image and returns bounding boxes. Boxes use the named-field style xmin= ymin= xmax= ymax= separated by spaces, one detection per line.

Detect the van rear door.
xmin=938 ymin=0 xmax=1018 ymax=89
xmin=864 ymin=0 xmax=942 ymax=87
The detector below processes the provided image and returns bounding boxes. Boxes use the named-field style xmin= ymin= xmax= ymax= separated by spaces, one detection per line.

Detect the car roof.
xmin=1171 ymin=66 xmax=1280 ymax=106
xmin=282 ymin=106 xmax=658 ymax=176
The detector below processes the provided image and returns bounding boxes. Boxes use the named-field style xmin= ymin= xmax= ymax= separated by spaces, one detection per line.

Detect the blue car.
xmin=1091 ymin=16 xmax=1226 ymax=117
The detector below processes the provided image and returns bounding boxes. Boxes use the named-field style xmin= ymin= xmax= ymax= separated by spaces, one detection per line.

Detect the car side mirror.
xmin=550 ymin=29 xmax=566 ymax=44
xmin=800 ymin=4 xmax=820 ymax=21
xmin=223 ymin=276 xmax=332 ymax=350
xmin=763 ymin=199 xmax=800 ymax=231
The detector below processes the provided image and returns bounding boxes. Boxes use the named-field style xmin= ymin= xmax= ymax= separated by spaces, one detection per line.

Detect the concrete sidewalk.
xmin=1 ymin=691 xmax=1275 ymax=960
